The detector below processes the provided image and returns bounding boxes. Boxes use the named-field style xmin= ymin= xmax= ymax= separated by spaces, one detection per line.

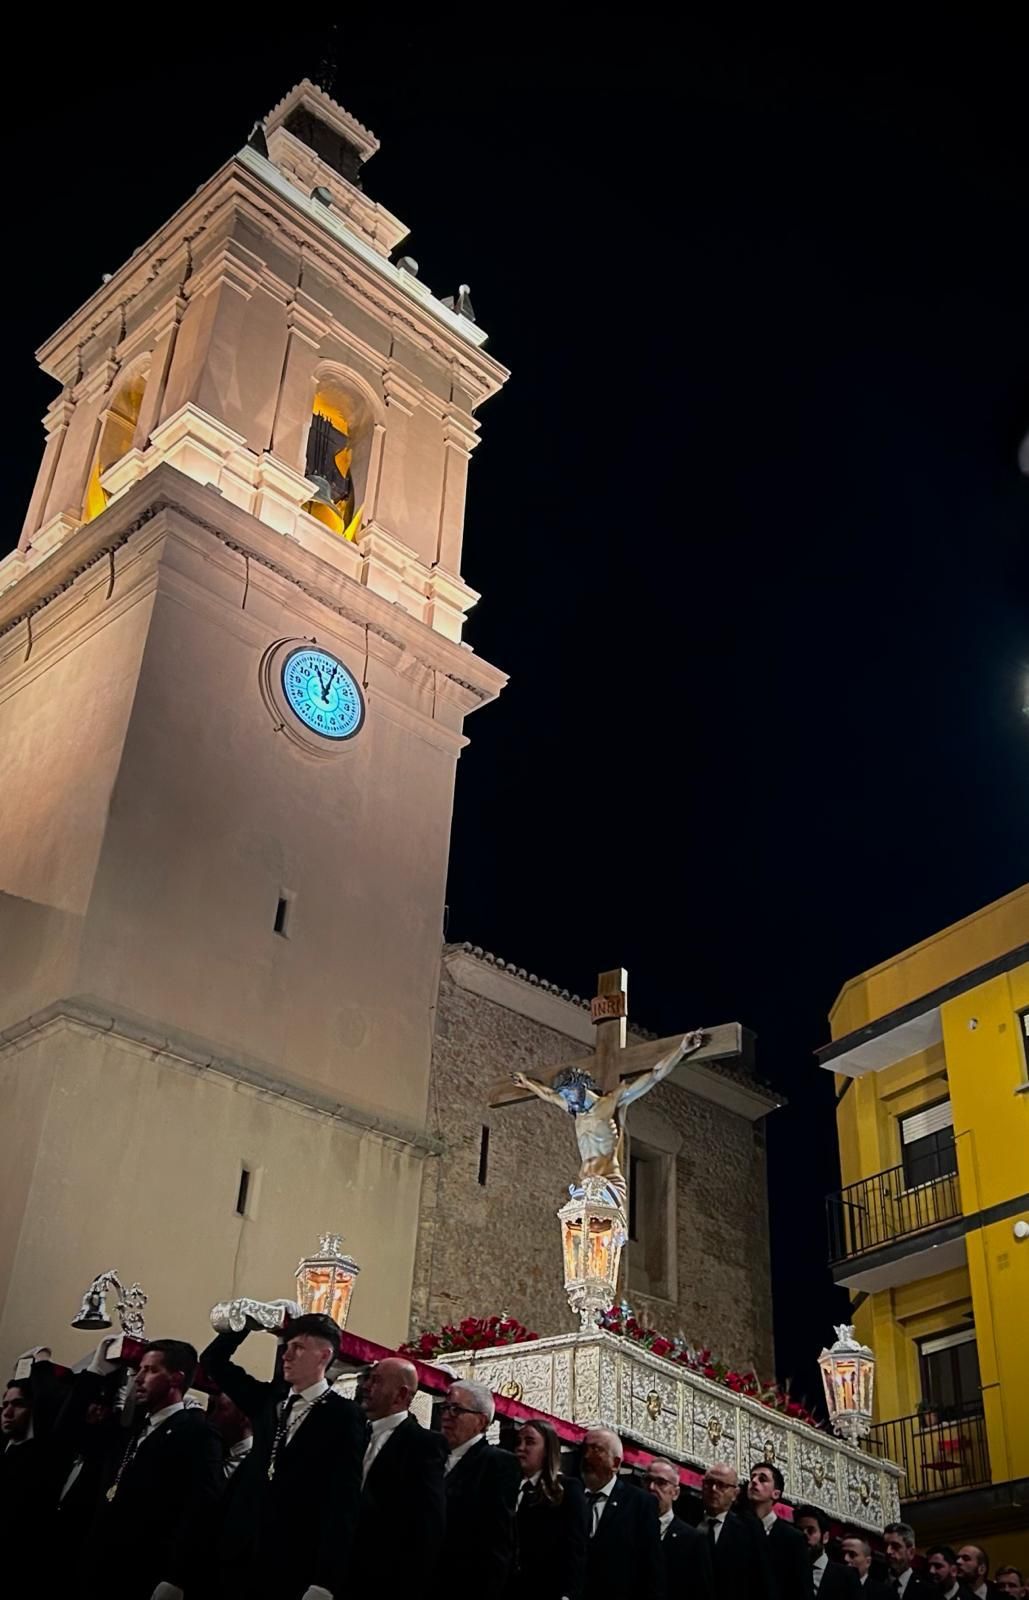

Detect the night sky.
xmin=7 ymin=21 xmax=1029 ymax=1404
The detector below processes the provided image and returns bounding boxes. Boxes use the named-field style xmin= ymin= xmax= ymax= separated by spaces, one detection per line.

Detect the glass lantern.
xmin=295 ymin=1233 xmax=360 ymax=1330
xmin=818 ymin=1324 xmax=875 ymax=1443
xmin=558 ymin=1179 xmax=627 ymax=1329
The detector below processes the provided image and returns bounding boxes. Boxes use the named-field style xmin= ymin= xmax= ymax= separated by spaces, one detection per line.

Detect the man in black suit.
xmin=956 ymin=1547 xmax=1001 ymax=1600
xmin=1 ymin=1377 xmax=57 ymax=1543
xmin=644 ymin=1456 xmax=713 ymax=1598
xmin=91 ymin=1338 xmax=223 ymax=1600
xmin=795 ymin=1504 xmax=859 ymax=1597
xmin=748 ymin=1462 xmax=811 ymax=1599
xmin=927 ymin=1545 xmax=975 ymax=1598
xmin=201 ymin=1310 xmax=365 ymax=1600
xmin=701 ymin=1460 xmax=772 ymax=1600
xmin=354 ymin=1356 xmax=446 ymax=1588
xmin=841 ymin=1536 xmax=892 ymax=1597
xmin=581 ymin=1427 xmax=664 ymax=1600
xmin=884 ymin=1523 xmax=935 ymax=1599
xmin=435 ymin=1379 xmax=520 ymax=1598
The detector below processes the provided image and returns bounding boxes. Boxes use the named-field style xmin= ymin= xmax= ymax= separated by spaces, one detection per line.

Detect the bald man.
xmin=352 ymin=1357 xmax=447 ymax=1590
xmin=701 ymin=1461 xmax=771 ymax=1600
xmin=581 ymin=1427 xmax=664 ymax=1600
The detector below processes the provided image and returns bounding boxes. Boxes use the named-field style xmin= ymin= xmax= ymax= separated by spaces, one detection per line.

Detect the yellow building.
xmin=821 ymin=884 xmax=1029 ymax=1567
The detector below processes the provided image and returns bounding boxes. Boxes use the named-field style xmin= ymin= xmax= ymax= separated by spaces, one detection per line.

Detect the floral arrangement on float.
xmin=597 ymin=1304 xmax=821 ymax=1428
xmin=401 ymin=1313 xmax=540 ymax=1359
xmin=403 ymin=1304 xmax=820 ymax=1430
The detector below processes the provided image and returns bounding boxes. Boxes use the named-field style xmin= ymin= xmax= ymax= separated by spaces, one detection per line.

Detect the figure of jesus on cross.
xmin=492 ymin=967 xmax=740 ymax=1212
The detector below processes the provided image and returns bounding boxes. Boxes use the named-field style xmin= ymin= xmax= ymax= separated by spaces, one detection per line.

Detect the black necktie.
xmin=706 ymin=1516 xmax=719 ymax=1547
xmin=587 ymin=1490 xmax=605 ymax=1535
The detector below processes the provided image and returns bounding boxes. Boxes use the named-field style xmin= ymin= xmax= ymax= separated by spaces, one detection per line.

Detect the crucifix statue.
xmin=490 ymin=967 xmax=741 ymax=1210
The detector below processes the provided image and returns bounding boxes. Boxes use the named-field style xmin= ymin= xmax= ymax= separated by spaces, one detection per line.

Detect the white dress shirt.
xmin=813 ymin=1552 xmax=828 ymax=1591
xmin=659 ymin=1509 xmax=675 ymax=1539
xmin=588 ymin=1474 xmax=619 ymax=1532
xmin=705 ymin=1512 xmax=727 ymax=1544
xmin=762 ymin=1510 xmax=778 ymax=1533
xmin=142 ymin=1400 xmax=185 ymax=1437
xmin=363 ymin=1408 xmax=407 ymax=1481
xmin=281 ymin=1378 xmax=329 ymax=1444
xmin=942 ymin=1585 xmax=961 ymax=1600
xmin=445 ymin=1433 xmax=483 ymax=1475
xmin=972 ymin=1587 xmax=989 ymax=1600
xmin=517 ymin=1469 xmax=542 ymax=1507
xmin=894 ymin=1573 xmax=914 ymax=1597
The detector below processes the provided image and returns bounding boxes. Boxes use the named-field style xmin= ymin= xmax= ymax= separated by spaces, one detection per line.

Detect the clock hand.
xmin=323 ymin=666 xmax=339 ymax=702
xmin=313 ymin=664 xmax=328 ymax=698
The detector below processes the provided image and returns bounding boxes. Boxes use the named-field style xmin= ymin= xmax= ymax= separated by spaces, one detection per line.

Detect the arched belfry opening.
xmin=301 ymin=373 xmax=375 ymax=541
xmin=82 ymin=365 xmax=149 ymax=523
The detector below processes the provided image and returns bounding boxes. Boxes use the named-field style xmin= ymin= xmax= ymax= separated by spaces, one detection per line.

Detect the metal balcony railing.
xmin=867 ymin=1408 xmax=990 ymax=1502
xmin=826 ymin=1144 xmax=961 ymax=1263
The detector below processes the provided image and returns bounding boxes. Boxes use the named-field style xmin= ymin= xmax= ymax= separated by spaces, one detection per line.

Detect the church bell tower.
xmin=0 ymin=82 xmax=507 ymax=1355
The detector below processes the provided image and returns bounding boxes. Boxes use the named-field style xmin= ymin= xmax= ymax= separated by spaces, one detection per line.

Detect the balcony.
xmin=826 ymin=1143 xmax=964 ymax=1289
xmin=866 ymin=1408 xmax=990 ymax=1502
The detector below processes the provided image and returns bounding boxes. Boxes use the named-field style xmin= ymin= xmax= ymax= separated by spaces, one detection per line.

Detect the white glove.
xmin=300 ymin=1589 xmax=333 ymax=1600
xmin=13 ymin=1347 xmax=52 ymax=1380
xmin=149 ymin=1585 xmax=184 ymax=1600
xmin=87 ymin=1336 xmax=121 ymax=1376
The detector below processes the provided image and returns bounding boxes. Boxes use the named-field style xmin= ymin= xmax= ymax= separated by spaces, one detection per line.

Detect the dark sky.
xmin=7 ymin=21 xmax=1029 ymax=1403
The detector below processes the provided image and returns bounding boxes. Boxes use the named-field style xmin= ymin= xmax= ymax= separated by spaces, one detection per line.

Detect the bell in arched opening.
xmin=82 ymin=369 xmax=148 ymax=524
xmin=302 ymin=403 xmax=363 ymax=541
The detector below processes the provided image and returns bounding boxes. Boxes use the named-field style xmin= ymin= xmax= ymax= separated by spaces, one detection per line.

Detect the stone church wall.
xmin=411 ymin=949 xmax=776 ymax=1374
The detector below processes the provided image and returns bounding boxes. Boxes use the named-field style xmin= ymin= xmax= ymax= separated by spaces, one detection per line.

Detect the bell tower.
xmin=0 ymin=82 xmax=507 ymax=1356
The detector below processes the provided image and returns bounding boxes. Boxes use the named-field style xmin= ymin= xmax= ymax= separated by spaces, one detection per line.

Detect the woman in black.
xmin=509 ymin=1418 xmax=589 ymax=1600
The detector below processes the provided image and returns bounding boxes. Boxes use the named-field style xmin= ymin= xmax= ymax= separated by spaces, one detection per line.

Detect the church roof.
xmin=445 ymin=942 xmax=787 ymax=1111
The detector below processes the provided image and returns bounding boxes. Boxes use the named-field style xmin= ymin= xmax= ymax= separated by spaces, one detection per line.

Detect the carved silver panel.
xmin=574 ymin=1343 xmax=600 ymax=1422
xmin=796 ymin=1434 xmax=843 ymax=1518
xmin=842 ymin=1456 xmax=882 ymax=1529
xmin=743 ymin=1413 xmax=791 ymax=1485
xmin=691 ymin=1392 xmax=738 ymax=1473
xmin=553 ymin=1348 xmax=572 ymax=1422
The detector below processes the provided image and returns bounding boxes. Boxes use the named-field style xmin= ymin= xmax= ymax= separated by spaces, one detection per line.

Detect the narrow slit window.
xmin=274 ymin=895 xmax=290 ymax=936
xmin=477 ymin=1126 xmax=490 ymax=1187
xmin=235 ymin=1165 xmax=251 ymax=1217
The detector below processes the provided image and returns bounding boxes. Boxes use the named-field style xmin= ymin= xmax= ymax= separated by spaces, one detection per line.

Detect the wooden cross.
xmin=489 ymin=966 xmax=743 ymax=1107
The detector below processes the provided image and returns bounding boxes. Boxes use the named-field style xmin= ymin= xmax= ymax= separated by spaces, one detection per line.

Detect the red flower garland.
xmin=400 ymin=1314 xmax=539 ymax=1360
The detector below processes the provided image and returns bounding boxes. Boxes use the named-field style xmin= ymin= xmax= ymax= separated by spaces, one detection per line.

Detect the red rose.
xmin=650 ymin=1337 xmax=672 ymax=1357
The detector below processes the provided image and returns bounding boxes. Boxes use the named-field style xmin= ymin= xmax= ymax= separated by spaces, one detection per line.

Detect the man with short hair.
xmin=748 ymin=1462 xmax=809 ymax=1599
xmin=956 ymin=1548 xmax=1000 ymax=1600
xmin=93 ymin=1339 xmax=223 ymax=1600
xmin=841 ymin=1536 xmax=891 ymax=1597
xmin=202 ymin=1311 xmax=365 ymax=1600
xmin=884 ymin=1523 xmax=933 ymax=1599
xmin=645 ymin=1456 xmax=713 ymax=1598
xmin=701 ymin=1460 xmax=771 ymax=1599
xmin=994 ymin=1569 xmax=1025 ymax=1598
xmin=926 ymin=1546 xmax=971 ymax=1598
xmin=1 ymin=1378 xmax=54 ymax=1540
xmin=433 ymin=1379 xmax=519 ymax=1598
xmin=580 ymin=1427 xmax=664 ymax=1600
xmin=795 ymin=1503 xmax=859 ymax=1597
xmin=353 ymin=1357 xmax=446 ymax=1589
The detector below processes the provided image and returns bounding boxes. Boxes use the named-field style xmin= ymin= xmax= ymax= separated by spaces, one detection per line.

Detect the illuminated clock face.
xmin=281 ymin=647 xmax=364 ymax=741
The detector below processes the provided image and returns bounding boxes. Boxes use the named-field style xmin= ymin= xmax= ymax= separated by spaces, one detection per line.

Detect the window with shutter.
xmin=899 ymin=1100 xmax=957 ymax=1188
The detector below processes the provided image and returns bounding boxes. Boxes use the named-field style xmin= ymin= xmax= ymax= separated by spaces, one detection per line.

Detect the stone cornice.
xmin=0 ymin=466 xmax=508 ymax=711
xmin=0 ymin=998 xmax=442 ymax=1157
xmin=36 ymin=154 xmax=508 ymax=406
